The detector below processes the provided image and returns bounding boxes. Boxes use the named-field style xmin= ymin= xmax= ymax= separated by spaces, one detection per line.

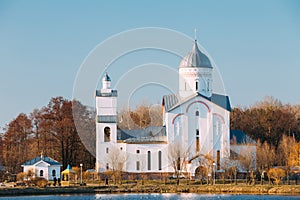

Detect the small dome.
xmin=179 ymin=40 xmax=212 ymax=68
xmin=103 ymin=72 xmax=111 ymax=81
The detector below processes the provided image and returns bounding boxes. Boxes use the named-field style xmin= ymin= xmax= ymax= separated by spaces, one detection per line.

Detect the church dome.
xmin=179 ymin=40 xmax=212 ymax=68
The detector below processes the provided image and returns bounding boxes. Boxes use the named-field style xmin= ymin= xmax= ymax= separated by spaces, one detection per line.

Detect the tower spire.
xmin=194 ymin=27 xmax=197 ymax=41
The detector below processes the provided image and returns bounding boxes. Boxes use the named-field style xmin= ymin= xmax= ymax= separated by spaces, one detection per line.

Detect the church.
xmin=95 ymin=38 xmax=238 ymax=177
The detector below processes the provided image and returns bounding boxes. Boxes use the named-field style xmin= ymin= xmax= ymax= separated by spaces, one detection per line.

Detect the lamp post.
xmin=212 ymin=162 xmax=216 ymax=185
xmin=80 ymin=163 xmax=83 ymax=185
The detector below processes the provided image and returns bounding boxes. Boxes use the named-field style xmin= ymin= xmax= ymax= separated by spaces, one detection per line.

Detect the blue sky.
xmin=1 ymin=0 xmax=300 ymax=129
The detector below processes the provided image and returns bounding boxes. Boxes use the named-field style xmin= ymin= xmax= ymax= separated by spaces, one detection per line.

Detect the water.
xmin=0 ymin=194 xmax=299 ymax=200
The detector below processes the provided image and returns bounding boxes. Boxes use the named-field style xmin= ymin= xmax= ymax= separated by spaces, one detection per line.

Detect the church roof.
xmin=179 ymin=40 xmax=212 ymax=68
xmin=22 ymin=156 xmax=62 ymax=166
xmin=117 ymin=126 xmax=167 ymax=143
xmin=162 ymin=93 xmax=231 ymax=112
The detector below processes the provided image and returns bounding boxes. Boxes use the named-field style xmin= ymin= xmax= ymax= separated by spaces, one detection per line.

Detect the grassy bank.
xmin=1 ymin=184 xmax=300 ymax=196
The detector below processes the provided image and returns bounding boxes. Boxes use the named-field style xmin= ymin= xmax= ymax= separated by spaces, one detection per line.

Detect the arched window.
xmin=196 ymin=81 xmax=198 ymax=91
xmin=40 ymin=170 xmax=44 ymax=177
xmin=52 ymin=169 xmax=56 ymax=177
xmin=147 ymin=151 xmax=151 ymax=170
xmin=195 ymin=111 xmax=199 ymax=116
xmin=217 ymin=150 xmax=221 ymax=170
xmin=196 ymin=137 xmax=200 ymax=152
xmin=196 ymin=129 xmax=200 ymax=152
xmin=158 ymin=151 xmax=162 ymax=170
xmin=104 ymin=127 xmax=110 ymax=142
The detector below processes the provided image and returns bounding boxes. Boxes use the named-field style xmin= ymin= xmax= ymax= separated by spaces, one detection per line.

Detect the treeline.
xmin=231 ymin=96 xmax=300 ymax=171
xmin=0 ymin=97 xmax=96 ymax=174
xmin=0 ymin=97 xmax=163 ymax=176
xmin=231 ymin=96 xmax=300 ymax=147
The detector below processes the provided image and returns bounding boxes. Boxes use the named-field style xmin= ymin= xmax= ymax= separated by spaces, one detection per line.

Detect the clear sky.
xmin=1 ymin=0 xmax=300 ymax=129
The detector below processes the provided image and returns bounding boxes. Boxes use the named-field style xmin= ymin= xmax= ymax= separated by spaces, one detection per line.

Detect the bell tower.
xmin=95 ymin=72 xmax=118 ymax=172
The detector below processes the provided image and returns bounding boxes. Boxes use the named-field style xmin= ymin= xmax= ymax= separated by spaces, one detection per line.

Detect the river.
xmin=0 ymin=194 xmax=299 ymax=200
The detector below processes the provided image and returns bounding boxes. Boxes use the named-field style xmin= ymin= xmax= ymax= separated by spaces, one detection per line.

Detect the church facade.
xmin=95 ymin=39 xmax=232 ymax=176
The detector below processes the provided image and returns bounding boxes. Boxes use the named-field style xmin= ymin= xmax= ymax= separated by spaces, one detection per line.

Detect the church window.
xmin=207 ymin=79 xmax=210 ymax=91
xmin=106 ymin=147 xmax=109 ymax=154
xmin=196 ymin=129 xmax=199 ymax=136
xmin=120 ymin=147 xmax=123 ymax=150
xmin=196 ymin=111 xmax=199 ymax=116
xmin=196 ymin=137 xmax=200 ymax=152
xmin=106 ymin=163 xmax=109 ymax=170
xmin=52 ymin=169 xmax=56 ymax=177
xmin=217 ymin=150 xmax=221 ymax=170
xmin=196 ymin=81 xmax=198 ymax=90
xmin=158 ymin=151 xmax=162 ymax=170
xmin=136 ymin=150 xmax=140 ymax=154
xmin=40 ymin=170 xmax=44 ymax=177
xmin=136 ymin=161 xmax=140 ymax=171
xmin=104 ymin=127 xmax=110 ymax=142
xmin=147 ymin=151 xmax=151 ymax=170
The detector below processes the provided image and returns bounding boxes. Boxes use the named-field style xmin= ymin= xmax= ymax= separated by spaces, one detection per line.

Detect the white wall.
xmin=23 ymin=161 xmax=61 ymax=181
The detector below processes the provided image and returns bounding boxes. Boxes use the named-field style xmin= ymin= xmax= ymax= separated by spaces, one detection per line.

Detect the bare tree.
xmin=118 ymin=102 xmax=163 ymax=130
xmin=168 ymin=141 xmax=190 ymax=185
xmin=105 ymin=145 xmax=127 ymax=185
xmin=256 ymin=140 xmax=276 ymax=184
xmin=238 ymin=142 xmax=256 ymax=184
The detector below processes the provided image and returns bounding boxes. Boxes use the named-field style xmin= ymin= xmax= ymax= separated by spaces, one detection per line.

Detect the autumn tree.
xmin=268 ymin=168 xmax=286 ymax=185
xmin=118 ymin=103 xmax=162 ymax=130
xmin=256 ymin=140 xmax=276 ymax=171
xmin=2 ymin=113 xmax=32 ymax=173
xmin=288 ymin=142 xmax=300 ymax=167
xmin=1 ymin=96 xmax=96 ymax=175
xmin=231 ymin=96 xmax=298 ymax=148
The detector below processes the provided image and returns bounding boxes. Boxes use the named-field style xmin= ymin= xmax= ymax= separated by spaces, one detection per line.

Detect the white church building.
xmin=95 ymin=39 xmax=237 ymax=177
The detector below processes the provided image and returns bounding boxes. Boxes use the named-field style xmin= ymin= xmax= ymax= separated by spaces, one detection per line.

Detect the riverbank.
xmin=1 ymin=184 xmax=300 ymax=196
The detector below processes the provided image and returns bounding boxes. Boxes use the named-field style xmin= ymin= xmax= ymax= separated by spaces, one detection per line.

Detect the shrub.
xmin=268 ymin=168 xmax=286 ymax=185
xmin=34 ymin=177 xmax=48 ymax=188
xmin=16 ymin=172 xmax=25 ymax=181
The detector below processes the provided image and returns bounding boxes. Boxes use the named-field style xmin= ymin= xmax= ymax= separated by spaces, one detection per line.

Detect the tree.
xmin=118 ymin=103 xmax=162 ymax=130
xmin=288 ymin=142 xmax=300 ymax=167
xmin=168 ymin=142 xmax=190 ymax=185
xmin=231 ymin=96 xmax=298 ymax=149
xmin=1 ymin=96 xmax=96 ymax=175
xmin=2 ymin=113 xmax=32 ymax=173
xmin=256 ymin=140 xmax=276 ymax=184
xmin=238 ymin=143 xmax=256 ymax=184
xmin=268 ymin=168 xmax=286 ymax=185
xmin=105 ymin=145 xmax=127 ymax=185
xmin=277 ymin=135 xmax=296 ymax=184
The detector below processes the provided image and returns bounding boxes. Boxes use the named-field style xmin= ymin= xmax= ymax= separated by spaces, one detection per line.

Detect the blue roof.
xmin=117 ymin=126 xmax=167 ymax=143
xmin=22 ymin=156 xmax=62 ymax=166
xmin=230 ymin=130 xmax=256 ymax=145
xmin=162 ymin=92 xmax=231 ymax=112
